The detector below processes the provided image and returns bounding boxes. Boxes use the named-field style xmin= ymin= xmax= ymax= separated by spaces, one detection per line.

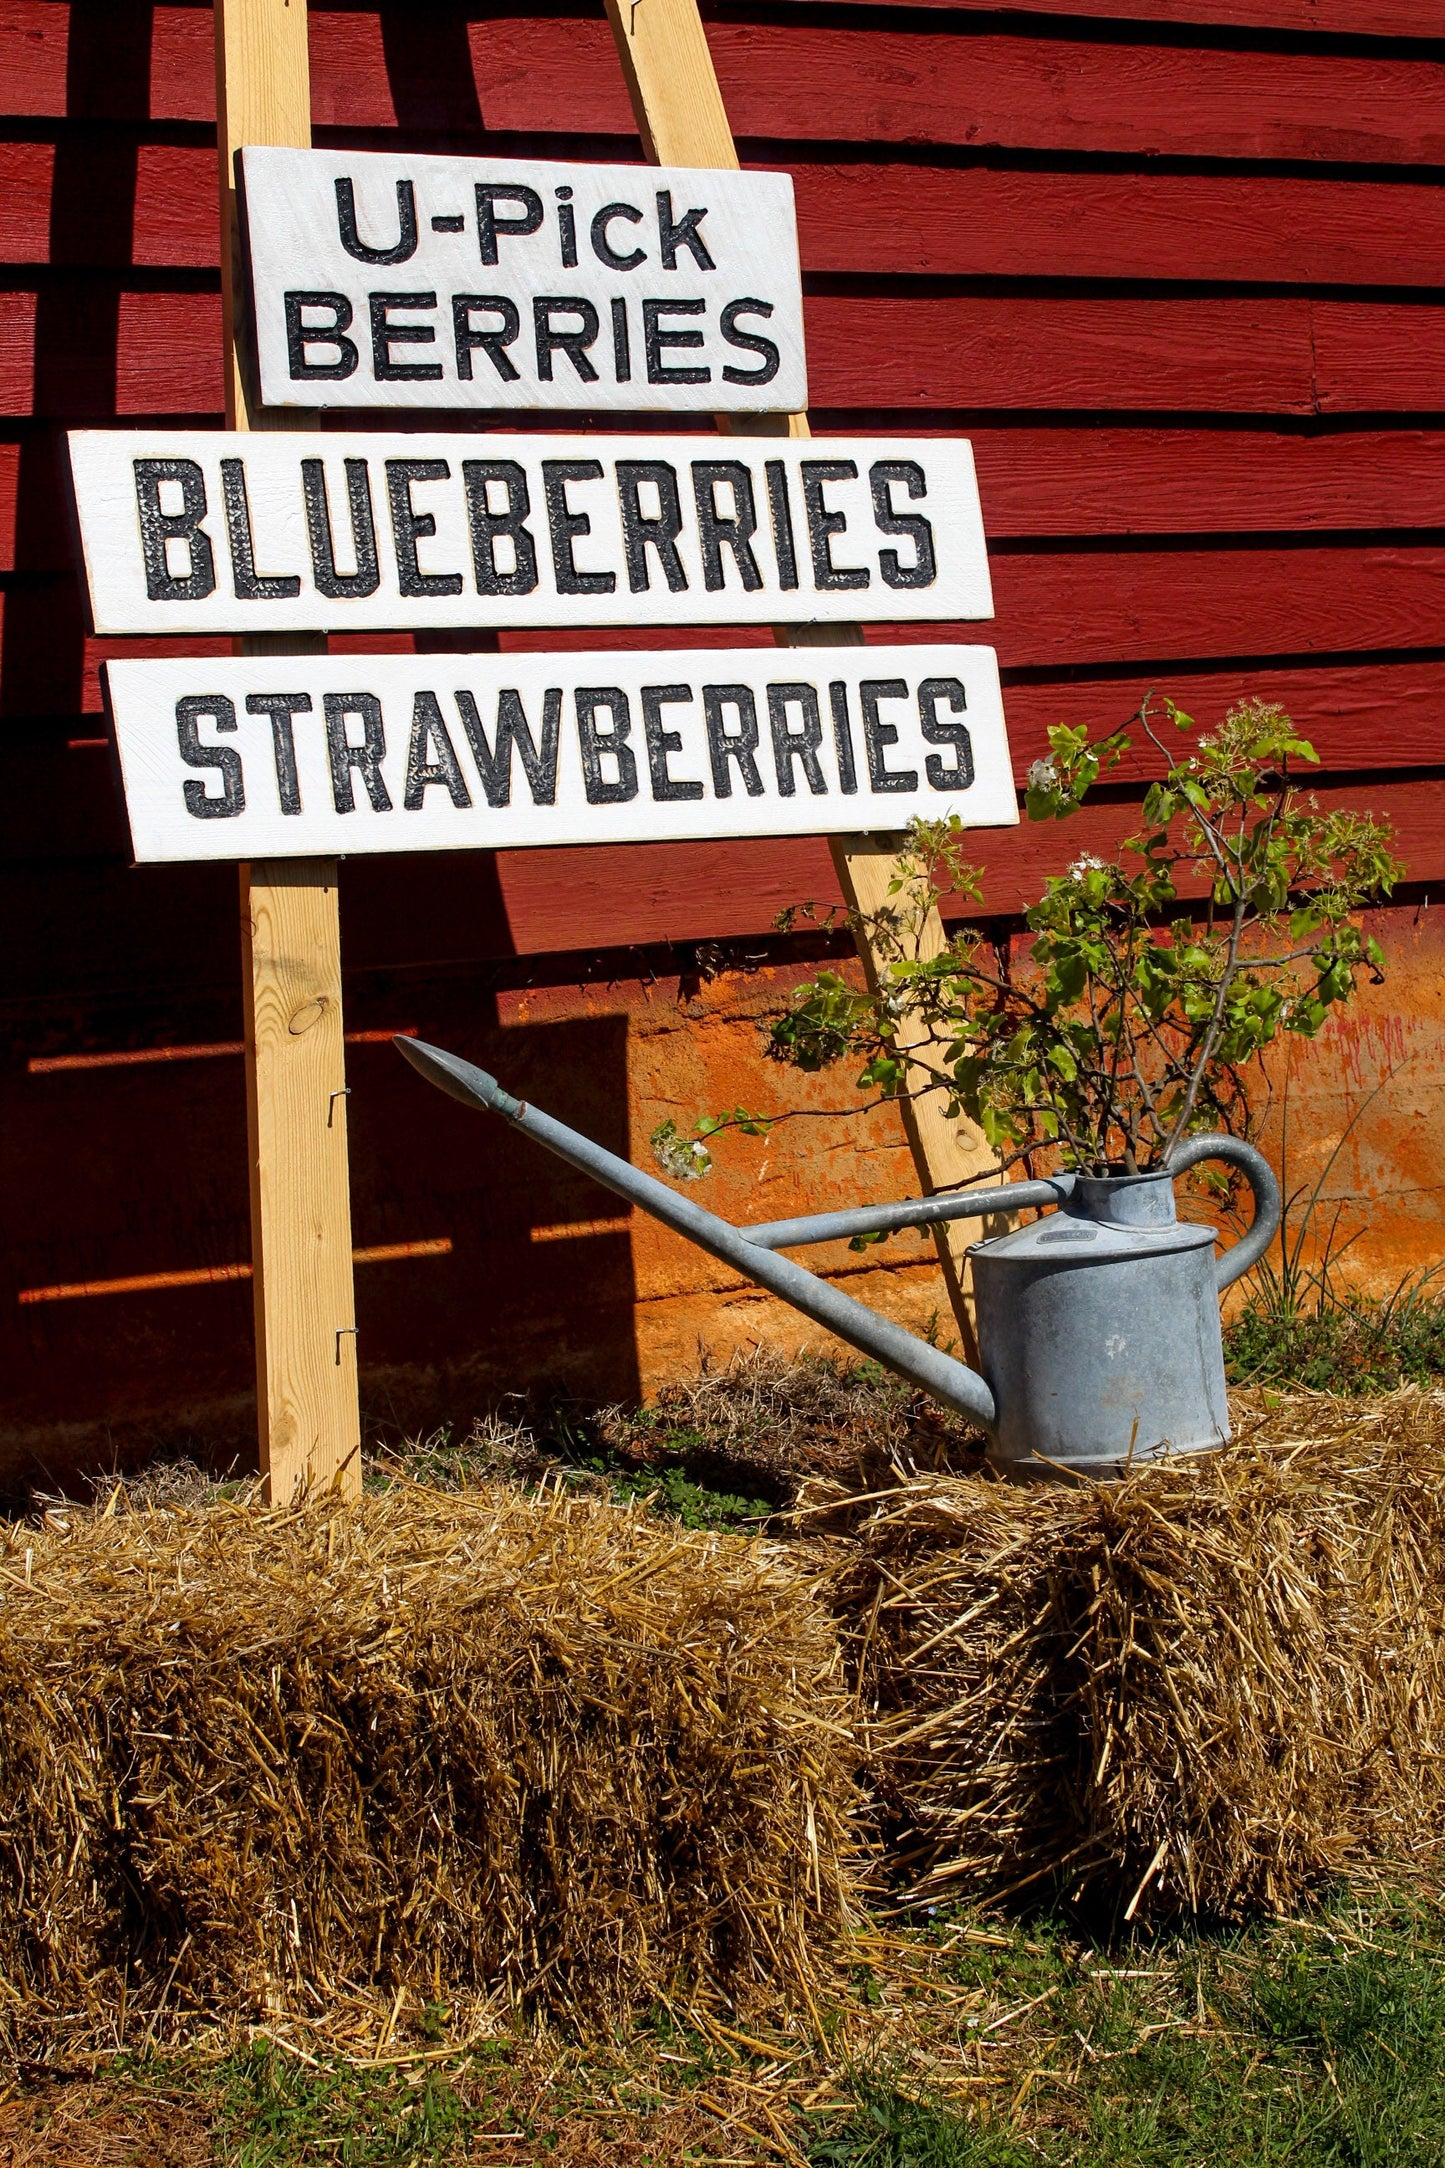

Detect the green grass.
xmin=807 ymin=1889 xmax=1445 ymax=2167
xmin=15 ymin=1889 xmax=1445 ymax=2165
xmin=214 ymin=2048 xmax=491 ymax=2167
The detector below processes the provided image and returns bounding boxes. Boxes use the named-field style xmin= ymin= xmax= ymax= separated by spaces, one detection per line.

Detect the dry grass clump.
xmin=596 ymin=1343 xmax=981 ymax=1498
xmin=830 ymin=1388 xmax=1445 ymax=1921
xmin=0 ymin=1482 xmax=865 ymax=2049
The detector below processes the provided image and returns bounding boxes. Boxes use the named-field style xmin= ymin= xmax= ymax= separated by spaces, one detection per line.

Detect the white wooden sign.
xmin=238 ymin=148 xmax=806 ymax=414
xmin=103 ymin=647 xmax=1017 ymax=863
xmin=68 ymin=432 xmax=992 ymax=636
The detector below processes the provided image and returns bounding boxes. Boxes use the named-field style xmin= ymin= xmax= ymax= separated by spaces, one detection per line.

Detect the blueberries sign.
xmin=101 ymin=648 xmax=1017 ymax=862
xmin=238 ymin=148 xmax=806 ymax=414
xmin=68 ymin=432 xmax=992 ymax=634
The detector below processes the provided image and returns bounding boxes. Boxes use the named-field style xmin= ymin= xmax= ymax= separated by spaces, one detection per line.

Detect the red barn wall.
xmin=2 ymin=0 xmax=1442 ymax=1486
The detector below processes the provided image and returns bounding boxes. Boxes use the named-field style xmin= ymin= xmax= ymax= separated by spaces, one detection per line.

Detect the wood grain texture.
xmin=827 ymin=833 xmax=1002 ymax=1347
xmin=791 ymin=166 xmax=1445 ymax=289
xmin=500 ymin=546 xmax=1445 ymax=669
xmin=603 ymin=0 xmax=738 ymax=168
xmin=767 ymin=0 xmax=1445 ymax=31
xmin=333 ymin=16 xmax=1445 ymax=167
xmin=982 ymin=543 xmax=1445 ymax=669
xmin=240 ymin=856 xmax=360 ymax=1499
xmin=968 ymin=428 xmax=1445 ymax=540
xmin=216 ymin=0 xmax=359 ymax=1500
xmin=1001 ymin=662 xmax=1445 ymax=779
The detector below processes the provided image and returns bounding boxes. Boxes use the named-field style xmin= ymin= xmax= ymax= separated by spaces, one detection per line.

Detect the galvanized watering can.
xmin=397 ymin=1038 xmax=1281 ymax=1481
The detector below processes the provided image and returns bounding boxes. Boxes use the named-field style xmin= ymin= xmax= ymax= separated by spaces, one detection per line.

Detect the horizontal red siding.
xmin=10 ymin=289 xmax=1445 ymax=419
xmin=3 ymin=0 xmax=1444 ymax=1446
xmin=10 ymin=144 xmax=1445 ymax=293
xmin=492 ymin=775 xmax=1445 ymax=953
xmin=2 ymin=0 xmax=1443 ymax=898
xmin=798 ymin=0 xmax=1441 ymax=31
xmin=7 ymin=6 xmax=1445 ymax=168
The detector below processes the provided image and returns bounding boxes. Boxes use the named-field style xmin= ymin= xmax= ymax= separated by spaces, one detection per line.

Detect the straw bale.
xmin=831 ymin=1389 xmax=1445 ymax=1919
xmin=0 ymin=1483 xmax=865 ymax=2042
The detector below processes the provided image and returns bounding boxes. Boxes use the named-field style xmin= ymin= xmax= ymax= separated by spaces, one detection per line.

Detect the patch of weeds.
xmin=368 ymin=1410 xmax=550 ymax=1494
xmin=214 ymin=2044 xmax=486 ymax=2167
xmin=808 ymin=2075 xmax=1032 ymax=2166
xmin=594 ymin=1459 xmax=772 ymax=1532
xmin=1225 ymin=1288 xmax=1445 ymax=1395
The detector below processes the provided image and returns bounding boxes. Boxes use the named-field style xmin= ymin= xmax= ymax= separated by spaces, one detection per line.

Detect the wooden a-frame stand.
xmin=212 ymin=0 xmax=998 ymax=1503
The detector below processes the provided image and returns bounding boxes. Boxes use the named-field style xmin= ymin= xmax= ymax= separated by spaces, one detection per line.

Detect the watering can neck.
xmin=1069 ymin=1166 xmax=1180 ymax=1229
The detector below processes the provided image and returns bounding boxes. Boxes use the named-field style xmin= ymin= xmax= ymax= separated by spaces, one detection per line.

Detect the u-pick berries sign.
xmin=101 ymin=647 xmax=1018 ymax=862
xmin=68 ymin=433 xmax=992 ymax=635
xmin=238 ymin=148 xmax=806 ymax=413
xmin=74 ymin=145 xmax=1021 ymax=874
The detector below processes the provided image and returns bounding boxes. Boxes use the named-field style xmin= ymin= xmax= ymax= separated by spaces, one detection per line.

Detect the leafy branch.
xmin=658 ymin=696 xmax=1402 ymax=1182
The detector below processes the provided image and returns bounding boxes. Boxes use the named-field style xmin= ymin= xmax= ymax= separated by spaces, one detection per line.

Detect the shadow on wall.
xmin=0 ymin=845 xmax=642 ymax=1497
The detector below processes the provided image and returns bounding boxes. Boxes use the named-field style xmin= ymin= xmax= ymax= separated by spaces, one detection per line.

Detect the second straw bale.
xmin=834 ymin=1390 xmax=1445 ymax=1919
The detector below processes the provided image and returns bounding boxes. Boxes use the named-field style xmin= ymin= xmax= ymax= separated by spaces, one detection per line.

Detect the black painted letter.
xmin=245 ymin=691 xmax=310 ymax=815
xmin=302 ymin=458 xmax=380 ymax=600
xmin=284 ymin=291 xmax=357 ymax=380
xmin=767 ymin=683 xmax=827 ymax=797
xmin=692 ymin=462 xmax=763 ymax=593
xmin=617 ymin=461 xmax=688 ymax=593
xmin=642 ymin=684 xmax=703 ymax=800
xmin=801 ymin=461 xmax=869 ymax=591
xmin=871 ymin=460 xmax=937 ymax=590
xmin=134 ymin=459 xmax=215 ymax=602
xmin=462 ymin=460 xmax=538 ymax=597
xmin=324 ymin=692 xmax=392 ymax=813
xmin=703 ymin=685 xmax=763 ymax=798
xmin=575 ymin=688 xmax=638 ymax=804
xmin=861 ymin=679 xmax=917 ymax=793
xmin=386 ymin=459 xmax=463 ymax=598
xmin=542 ymin=461 xmax=614 ymax=596
xmin=176 ymin=695 xmax=243 ymax=818
xmin=335 ymin=177 xmax=418 ymax=265
xmin=919 ymin=677 xmax=974 ymax=791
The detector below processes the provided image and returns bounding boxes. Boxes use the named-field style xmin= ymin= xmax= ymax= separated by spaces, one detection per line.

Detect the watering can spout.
xmin=394 ymin=1037 xmax=1001 ymax=1433
xmin=395 ymin=1036 xmax=522 ymax=1121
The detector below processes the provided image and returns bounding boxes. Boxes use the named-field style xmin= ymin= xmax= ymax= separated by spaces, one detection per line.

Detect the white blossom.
xmin=1027 ymin=757 xmax=1058 ymax=793
xmin=650 ymin=1120 xmax=713 ymax=1181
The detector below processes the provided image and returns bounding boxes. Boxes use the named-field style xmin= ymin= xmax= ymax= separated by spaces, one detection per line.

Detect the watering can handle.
xmin=1165 ymin=1134 xmax=1282 ymax=1293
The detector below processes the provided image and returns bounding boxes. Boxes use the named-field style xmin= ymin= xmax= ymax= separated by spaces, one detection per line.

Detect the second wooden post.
xmin=603 ymin=0 xmax=1001 ymax=1356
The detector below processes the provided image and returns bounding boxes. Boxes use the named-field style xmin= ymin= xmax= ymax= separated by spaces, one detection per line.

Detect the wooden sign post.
xmin=603 ymin=0 xmax=1002 ymax=1355
xmin=215 ymin=0 xmax=360 ymax=1501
